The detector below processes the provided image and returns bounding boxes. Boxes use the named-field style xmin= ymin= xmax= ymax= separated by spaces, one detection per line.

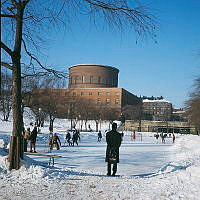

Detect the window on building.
xmin=90 ymin=76 xmax=94 ymax=83
xmin=98 ymin=92 xmax=102 ymax=96
xmin=89 ymin=92 xmax=93 ymax=96
xmin=97 ymin=98 xmax=101 ymax=104
xmin=115 ymin=99 xmax=119 ymax=104
xmin=82 ymin=76 xmax=86 ymax=83
xmin=80 ymin=92 xmax=84 ymax=96
xmin=73 ymin=92 xmax=76 ymax=96
xmin=112 ymin=79 xmax=115 ymax=86
xmin=115 ymin=92 xmax=120 ymax=96
xmin=106 ymin=92 xmax=110 ymax=96
xmin=106 ymin=98 xmax=110 ymax=104
xmin=98 ymin=76 xmax=101 ymax=84
xmin=74 ymin=76 xmax=78 ymax=84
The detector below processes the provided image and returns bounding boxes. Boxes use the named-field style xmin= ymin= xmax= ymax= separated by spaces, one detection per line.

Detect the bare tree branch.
xmin=21 ymin=71 xmax=58 ymax=78
xmin=0 ymin=14 xmax=16 ymax=18
xmin=83 ymin=0 xmax=156 ymax=36
xmin=1 ymin=62 xmax=15 ymax=71
xmin=22 ymin=39 xmax=67 ymax=78
xmin=1 ymin=41 xmax=13 ymax=56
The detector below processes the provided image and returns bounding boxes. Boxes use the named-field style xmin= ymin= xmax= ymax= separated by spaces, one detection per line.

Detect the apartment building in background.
xmin=142 ymin=98 xmax=173 ymax=121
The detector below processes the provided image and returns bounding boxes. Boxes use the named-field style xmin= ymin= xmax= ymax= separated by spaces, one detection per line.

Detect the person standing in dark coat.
xmin=172 ymin=133 xmax=176 ymax=143
xmin=97 ymin=130 xmax=102 ymax=142
xmin=105 ymin=123 xmax=122 ymax=176
xmin=66 ymin=131 xmax=72 ymax=146
xmin=72 ymin=130 xmax=79 ymax=146
xmin=29 ymin=126 xmax=38 ymax=153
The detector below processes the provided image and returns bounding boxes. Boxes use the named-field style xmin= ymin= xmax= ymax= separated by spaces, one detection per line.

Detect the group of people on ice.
xmin=155 ymin=132 xmax=176 ymax=143
xmin=48 ymin=129 xmax=81 ymax=151
xmin=65 ymin=129 xmax=81 ymax=146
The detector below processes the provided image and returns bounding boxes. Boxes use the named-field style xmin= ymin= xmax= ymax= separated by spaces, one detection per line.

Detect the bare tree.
xmin=102 ymin=107 xmax=119 ymax=129
xmin=28 ymin=89 xmax=61 ymax=131
xmin=77 ymin=99 xmax=94 ymax=131
xmin=185 ymin=77 xmax=200 ymax=134
xmin=0 ymin=70 xmax=12 ymax=121
xmin=90 ymin=106 xmax=102 ymax=132
xmin=122 ymin=104 xmax=143 ymax=120
xmin=122 ymin=104 xmax=143 ymax=131
xmin=1 ymin=0 xmax=156 ymax=170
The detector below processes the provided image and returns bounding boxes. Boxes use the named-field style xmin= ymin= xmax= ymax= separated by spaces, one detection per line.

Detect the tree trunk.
xmin=95 ymin=121 xmax=98 ymax=132
xmin=70 ymin=118 xmax=73 ymax=130
xmin=138 ymin=119 xmax=142 ymax=132
xmin=8 ymin=6 xmax=25 ymax=170
xmin=9 ymin=63 xmax=23 ymax=170
xmin=84 ymin=121 xmax=87 ymax=131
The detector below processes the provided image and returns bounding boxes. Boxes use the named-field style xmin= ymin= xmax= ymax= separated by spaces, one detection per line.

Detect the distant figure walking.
xmin=29 ymin=126 xmax=38 ymax=153
xmin=77 ymin=130 xmax=81 ymax=141
xmin=97 ymin=130 xmax=102 ymax=142
xmin=66 ymin=131 xmax=72 ymax=146
xmin=172 ymin=134 xmax=176 ymax=143
xmin=160 ymin=133 xmax=165 ymax=144
xmin=131 ymin=131 xmax=136 ymax=141
xmin=155 ymin=133 xmax=159 ymax=140
xmin=72 ymin=131 xmax=79 ymax=146
xmin=105 ymin=123 xmax=122 ymax=176
xmin=49 ymin=133 xmax=61 ymax=151
xmin=88 ymin=124 xmax=92 ymax=132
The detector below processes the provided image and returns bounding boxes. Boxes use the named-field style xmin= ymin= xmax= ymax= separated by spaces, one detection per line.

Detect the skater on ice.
xmin=49 ymin=133 xmax=61 ymax=151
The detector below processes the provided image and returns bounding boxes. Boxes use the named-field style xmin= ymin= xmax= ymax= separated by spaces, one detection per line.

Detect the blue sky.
xmin=44 ymin=0 xmax=200 ymax=108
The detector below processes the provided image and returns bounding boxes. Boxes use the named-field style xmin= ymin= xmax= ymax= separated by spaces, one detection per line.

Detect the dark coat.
xmin=105 ymin=130 xmax=122 ymax=163
xmin=29 ymin=128 xmax=38 ymax=142
xmin=98 ymin=132 xmax=102 ymax=138
xmin=72 ymin=132 xmax=78 ymax=141
xmin=66 ymin=132 xmax=71 ymax=140
xmin=52 ymin=135 xmax=61 ymax=145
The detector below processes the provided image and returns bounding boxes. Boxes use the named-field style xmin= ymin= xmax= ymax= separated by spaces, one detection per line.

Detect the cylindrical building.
xmin=68 ymin=64 xmax=119 ymax=88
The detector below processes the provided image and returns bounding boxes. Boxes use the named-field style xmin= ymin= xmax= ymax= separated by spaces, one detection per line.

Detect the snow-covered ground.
xmin=1 ymin=117 xmax=200 ymax=200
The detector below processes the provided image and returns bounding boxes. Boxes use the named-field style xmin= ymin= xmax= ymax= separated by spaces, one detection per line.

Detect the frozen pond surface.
xmin=31 ymin=132 xmax=174 ymax=176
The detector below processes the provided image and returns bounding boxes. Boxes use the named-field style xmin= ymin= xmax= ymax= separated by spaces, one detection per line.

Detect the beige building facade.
xmin=142 ymin=99 xmax=172 ymax=121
